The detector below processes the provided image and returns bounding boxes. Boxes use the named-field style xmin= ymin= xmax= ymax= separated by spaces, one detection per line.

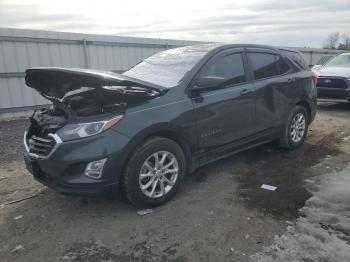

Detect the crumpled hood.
xmin=316 ymin=66 xmax=350 ymax=78
xmin=25 ymin=67 xmax=166 ymax=98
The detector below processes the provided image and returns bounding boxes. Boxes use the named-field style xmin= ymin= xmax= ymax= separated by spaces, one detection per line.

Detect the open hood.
xmin=25 ymin=67 xmax=166 ymax=99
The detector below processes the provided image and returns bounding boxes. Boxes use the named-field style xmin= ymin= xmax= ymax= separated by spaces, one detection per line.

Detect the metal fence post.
xmin=82 ymin=38 xmax=90 ymax=69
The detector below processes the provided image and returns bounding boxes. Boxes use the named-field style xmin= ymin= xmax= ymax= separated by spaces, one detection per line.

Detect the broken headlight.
xmin=57 ymin=115 xmax=123 ymax=141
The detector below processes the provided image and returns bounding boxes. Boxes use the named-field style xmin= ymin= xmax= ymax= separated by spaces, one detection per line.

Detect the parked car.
xmin=314 ymin=53 xmax=350 ymax=101
xmin=23 ymin=44 xmax=317 ymax=206
xmin=311 ymin=55 xmax=335 ymax=71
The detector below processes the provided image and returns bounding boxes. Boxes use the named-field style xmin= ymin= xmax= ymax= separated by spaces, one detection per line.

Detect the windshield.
xmin=123 ymin=44 xmax=220 ymax=88
xmin=326 ymin=54 xmax=350 ymax=68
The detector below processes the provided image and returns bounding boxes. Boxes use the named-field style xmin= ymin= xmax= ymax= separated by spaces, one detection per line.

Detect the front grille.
xmin=317 ymin=77 xmax=348 ymax=89
xmin=27 ymin=135 xmax=56 ymax=157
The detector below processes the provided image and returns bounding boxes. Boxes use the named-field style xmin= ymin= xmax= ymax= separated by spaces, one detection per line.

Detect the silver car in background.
xmin=311 ymin=55 xmax=335 ymax=71
xmin=314 ymin=53 xmax=350 ymax=102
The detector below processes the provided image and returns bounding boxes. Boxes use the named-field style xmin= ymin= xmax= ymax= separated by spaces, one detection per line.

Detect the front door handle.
xmin=240 ymin=89 xmax=253 ymax=95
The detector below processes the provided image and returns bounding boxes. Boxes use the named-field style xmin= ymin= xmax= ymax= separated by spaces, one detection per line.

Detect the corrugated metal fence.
xmin=0 ymin=28 xmax=201 ymax=116
xmin=0 ymin=28 xmax=344 ymax=117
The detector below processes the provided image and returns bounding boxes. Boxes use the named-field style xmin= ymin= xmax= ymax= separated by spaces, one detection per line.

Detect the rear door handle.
xmin=240 ymin=89 xmax=253 ymax=95
xmin=287 ymin=78 xmax=296 ymax=84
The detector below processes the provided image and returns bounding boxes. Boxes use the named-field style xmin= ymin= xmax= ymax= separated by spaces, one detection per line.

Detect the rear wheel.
xmin=279 ymin=105 xmax=309 ymax=149
xmin=121 ymin=137 xmax=186 ymax=207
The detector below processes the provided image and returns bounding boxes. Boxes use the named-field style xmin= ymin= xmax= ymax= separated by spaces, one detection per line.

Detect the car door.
xmin=190 ymin=49 xmax=256 ymax=160
xmin=247 ymin=50 xmax=296 ymax=132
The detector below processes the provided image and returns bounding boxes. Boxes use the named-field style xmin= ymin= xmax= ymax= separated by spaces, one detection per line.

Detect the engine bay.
xmin=24 ymin=67 xmax=165 ymax=136
xmin=29 ymin=88 xmax=157 ymax=136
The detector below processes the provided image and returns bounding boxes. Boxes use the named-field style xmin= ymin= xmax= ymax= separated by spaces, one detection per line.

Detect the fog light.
xmin=84 ymin=158 xmax=107 ymax=179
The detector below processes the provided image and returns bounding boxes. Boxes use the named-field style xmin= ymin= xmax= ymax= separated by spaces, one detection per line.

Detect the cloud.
xmin=0 ymin=0 xmax=349 ymax=47
xmin=251 ymin=0 xmax=350 ymax=12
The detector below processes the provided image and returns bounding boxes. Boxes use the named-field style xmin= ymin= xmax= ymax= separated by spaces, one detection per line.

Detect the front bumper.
xmin=23 ymin=129 xmax=130 ymax=196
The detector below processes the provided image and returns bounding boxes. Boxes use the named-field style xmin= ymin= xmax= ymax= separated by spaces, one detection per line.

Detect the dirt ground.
xmin=1 ymin=101 xmax=350 ymax=262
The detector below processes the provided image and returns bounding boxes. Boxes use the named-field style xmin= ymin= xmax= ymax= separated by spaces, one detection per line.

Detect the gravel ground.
xmin=0 ymin=102 xmax=350 ymax=262
xmin=0 ymin=118 xmax=29 ymax=165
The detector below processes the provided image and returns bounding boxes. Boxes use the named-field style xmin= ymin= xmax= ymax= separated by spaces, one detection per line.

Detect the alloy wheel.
xmin=290 ymin=113 xmax=306 ymax=143
xmin=139 ymin=151 xmax=179 ymax=198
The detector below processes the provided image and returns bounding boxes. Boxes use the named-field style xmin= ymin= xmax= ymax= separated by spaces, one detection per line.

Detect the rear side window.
xmin=248 ymin=52 xmax=279 ymax=80
xmin=201 ymin=53 xmax=246 ymax=85
xmin=276 ymin=55 xmax=291 ymax=74
xmin=280 ymin=50 xmax=309 ymax=70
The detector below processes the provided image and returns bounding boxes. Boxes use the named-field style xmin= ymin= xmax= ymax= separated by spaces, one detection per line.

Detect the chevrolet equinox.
xmin=23 ymin=44 xmax=317 ymax=206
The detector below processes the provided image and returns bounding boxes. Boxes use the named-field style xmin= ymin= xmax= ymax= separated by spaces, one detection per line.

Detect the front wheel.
xmin=121 ymin=137 xmax=186 ymax=207
xmin=279 ymin=106 xmax=309 ymax=149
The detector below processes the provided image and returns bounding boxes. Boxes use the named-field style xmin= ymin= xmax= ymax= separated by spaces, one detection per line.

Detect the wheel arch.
xmin=147 ymin=130 xmax=193 ymax=167
xmin=118 ymin=124 xmax=195 ymax=187
xmin=295 ymin=100 xmax=311 ymax=121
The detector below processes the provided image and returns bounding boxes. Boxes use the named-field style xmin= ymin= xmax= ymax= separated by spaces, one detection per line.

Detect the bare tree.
xmin=323 ymin=32 xmax=340 ymax=49
xmin=338 ymin=34 xmax=350 ymax=50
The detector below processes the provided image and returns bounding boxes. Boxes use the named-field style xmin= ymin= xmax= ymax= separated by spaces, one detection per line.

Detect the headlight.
xmin=57 ymin=115 xmax=123 ymax=141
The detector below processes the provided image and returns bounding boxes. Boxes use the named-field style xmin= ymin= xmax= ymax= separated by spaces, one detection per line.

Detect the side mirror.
xmin=191 ymin=76 xmax=227 ymax=91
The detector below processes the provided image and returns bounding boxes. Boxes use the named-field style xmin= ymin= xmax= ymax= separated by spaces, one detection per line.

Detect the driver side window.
xmin=200 ymin=53 xmax=247 ymax=86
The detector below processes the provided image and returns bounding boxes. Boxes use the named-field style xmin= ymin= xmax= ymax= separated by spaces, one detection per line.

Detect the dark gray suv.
xmin=23 ymin=44 xmax=317 ymax=206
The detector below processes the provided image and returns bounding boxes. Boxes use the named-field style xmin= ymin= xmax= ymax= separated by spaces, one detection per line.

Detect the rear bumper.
xmin=317 ymin=87 xmax=350 ymax=100
xmin=23 ymin=129 xmax=131 ymax=196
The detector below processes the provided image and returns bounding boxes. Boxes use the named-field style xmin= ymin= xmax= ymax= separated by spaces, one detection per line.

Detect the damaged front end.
xmin=24 ymin=67 xmax=166 ymax=159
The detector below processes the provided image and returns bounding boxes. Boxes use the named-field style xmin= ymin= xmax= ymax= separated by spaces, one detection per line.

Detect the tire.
xmin=121 ymin=136 xmax=186 ymax=207
xmin=279 ymin=105 xmax=309 ymax=149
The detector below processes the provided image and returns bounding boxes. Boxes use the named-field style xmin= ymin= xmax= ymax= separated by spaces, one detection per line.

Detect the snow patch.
xmin=251 ymin=166 xmax=350 ymax=262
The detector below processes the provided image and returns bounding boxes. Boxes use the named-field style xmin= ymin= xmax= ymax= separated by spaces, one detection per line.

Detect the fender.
xmin=115 ymin=122 xmax=198 ymax=182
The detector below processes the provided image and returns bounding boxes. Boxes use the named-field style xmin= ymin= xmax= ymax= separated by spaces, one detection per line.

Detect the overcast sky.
xmin=0 ymin=0 xmax=349 ymax=47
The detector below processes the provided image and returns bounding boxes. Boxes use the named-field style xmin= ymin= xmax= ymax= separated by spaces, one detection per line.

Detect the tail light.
xmin=312 ymin=72 xmax=318 ymax=84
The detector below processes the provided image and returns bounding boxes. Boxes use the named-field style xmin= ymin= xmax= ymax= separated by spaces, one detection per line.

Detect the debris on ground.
xmin=260 ymin=184 xmax=277 ymax=191
xmin=4 ymin=194 xmax=41 ymax=205
xmin=14 ymin=215 xmax=23 ymax=220
xmin=137 ymin=209 xmax=155 ymax=216
xmin=343 ymin=135 xmax=350 ymax=141
xmin=11 ymin=245 xmax=24 ymax=253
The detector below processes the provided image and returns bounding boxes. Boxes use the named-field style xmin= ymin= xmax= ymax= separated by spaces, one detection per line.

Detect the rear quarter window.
xmin=275 ymin=55 xmax=291 ymax=74
xmin=280 ymin=50 xmax=309 ymax=71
